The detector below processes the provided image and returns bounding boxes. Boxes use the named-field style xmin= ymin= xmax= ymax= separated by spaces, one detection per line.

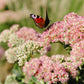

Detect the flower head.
xmin=42 ymin=13 xmax=84 ymax=46
xmin=16 ymin=27 xmax=41 ymax=41
xmin=23 ymin=55 xmax=69 ymax=83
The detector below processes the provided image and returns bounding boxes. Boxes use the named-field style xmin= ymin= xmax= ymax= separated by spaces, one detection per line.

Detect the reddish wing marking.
xmin=30 ymin=11 xmax=50 ymax=28
xmin=34 ymin=18 xmax=45 ymax=28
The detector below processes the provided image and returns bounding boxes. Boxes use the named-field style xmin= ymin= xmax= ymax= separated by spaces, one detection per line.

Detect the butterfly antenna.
xmin=45 ymin=10 xmax=50 ymax=27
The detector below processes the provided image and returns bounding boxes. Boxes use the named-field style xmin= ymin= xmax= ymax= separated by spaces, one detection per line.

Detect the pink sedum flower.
xmin=23 ymin=58 xmax=41 ymax=77
xmin=70 ymin=39 xmax=84 ymax=63
xmin=23 ymin=55 xmax=69 ymax=83
xmin=42 ymin=13 xmax=84 ymax=46
xmin=16 ymin=27 xmax=41 ymax=42
xmin=62 ymin=62 xmax=78 ymax=78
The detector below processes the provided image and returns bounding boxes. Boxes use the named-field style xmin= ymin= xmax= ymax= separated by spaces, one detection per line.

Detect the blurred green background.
xmin=0 ymin=0 xmax=84 ymax=83
xmin=0 ymin=0 xmax=84 ymax=33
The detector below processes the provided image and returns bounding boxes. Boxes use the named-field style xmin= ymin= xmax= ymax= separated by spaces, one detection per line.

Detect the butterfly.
xmin=30 ymin=11 xmax=50 ymax=28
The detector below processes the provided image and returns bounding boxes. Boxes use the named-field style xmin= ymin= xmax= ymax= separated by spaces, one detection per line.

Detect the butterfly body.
xmin=30 ymin=11 xmax=50 ymax=28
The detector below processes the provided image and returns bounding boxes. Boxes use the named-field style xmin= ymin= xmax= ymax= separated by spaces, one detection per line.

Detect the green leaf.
xmin=12 ymin=63 xmax=22 ymax=75
xmin=12 ymin=63 xmax=24 ymax=82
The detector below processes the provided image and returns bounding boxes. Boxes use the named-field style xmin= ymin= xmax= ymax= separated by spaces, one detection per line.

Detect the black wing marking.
xmin=44 ymin=10 xmax=50 ymax=27
xmin=37 ymin=15 xmax=40 ymax=18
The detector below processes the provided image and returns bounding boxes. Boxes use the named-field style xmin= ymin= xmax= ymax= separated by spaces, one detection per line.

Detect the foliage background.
xmin=0 ymin=0 xmax=84 ymax=83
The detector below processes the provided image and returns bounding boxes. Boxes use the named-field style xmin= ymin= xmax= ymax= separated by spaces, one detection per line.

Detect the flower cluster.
xmin=0 ymin=24 xmax=19 ymax=43
xmin=16 ymin=27 xmax=41 ymax=42
xmin=15 ymin=27 xmax=51 ymax=53
xmin=42 ymin=13 xmax=84 ymax=46
xmin=51 ymin=55 xmax=65 ymax=63
xmin=23 ymin=55 xmax=69 ymax=84
xmin=0 ymin=25 xmax=47 ymax=66
xmin=1 ymin=12 xmax=84 ymax=84
xmin=8 ymin=33 xmax=25 ymax=47
xmin=5 ymin=48 xmax=17 ymax=63
xmin=70 ymin=39 xmax=84 ymax=63
xmin=0 ymin=25 xmax=42 ymax=47
xmin=62 ymin=62 xmax=79 ymax=78
xmin=5 ymin=40 xmax=45 ymax=66
xmin=23 ymin=54 xmax=82 ymax=84
xmin=0 ymin=29 xmax=11 ymax=43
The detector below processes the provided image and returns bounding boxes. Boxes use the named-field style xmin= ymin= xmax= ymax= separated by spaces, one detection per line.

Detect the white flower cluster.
xmin=0 ymin=24 xmax=19 ymax=43
xmin=16 ymin=40 xmax=44 ymax=66
xmin=5 ymin=48 xmax=17 ymax=63
xmin=10 ymin=24 xmax=19 ymax=33
xmin=0 ymin=29 xmax=11 ymax=43
xmin=5 ymin=40 xmax=44 ymax=66
xmin=51 ymin=55 xmax=65 ymax=63
xmin=8 ymin=33 xmax=25 ymax=47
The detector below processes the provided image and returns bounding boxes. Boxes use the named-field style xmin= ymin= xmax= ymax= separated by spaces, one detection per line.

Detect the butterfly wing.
xmin=34 ymin=18 xmax=45 ymax=28
xmin=30 ymin=11 xmax=50 ymax=28
xmin=44 ymin=10 xmax=50 ymax=27
xmin=30 ymin=14 xmax=45 ymax=28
